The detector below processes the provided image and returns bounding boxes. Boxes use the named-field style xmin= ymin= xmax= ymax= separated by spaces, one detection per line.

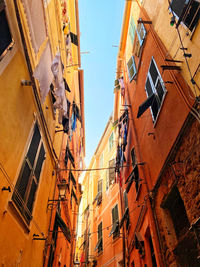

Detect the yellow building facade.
xmin=0 ymin=0 xmax=84 ymax=266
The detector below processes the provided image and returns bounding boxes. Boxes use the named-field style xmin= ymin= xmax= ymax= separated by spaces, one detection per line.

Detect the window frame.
xmin=170 ymin=0 xmax=200 ymax=33
xmin=99 ymin=153 xmax=104 ymax=168
xmin=145 ymin=57 xmax=167 ymax=124
xmin=0 ymin=0 xmax=15 ymax=61
xmin=12 ymin=123 xmax=45 ymax=225
xmin=108 ymin=159 xmax=115 ymax=186
xmin=97 ymin=222 xmax=103 ymax=253
xmin=110 ymin=204 xmax=120 ymax=239
xmin=109 ymin=132 xmax=114 ymax=152
xmin=127 ymin=55 xmax=137 ymax=82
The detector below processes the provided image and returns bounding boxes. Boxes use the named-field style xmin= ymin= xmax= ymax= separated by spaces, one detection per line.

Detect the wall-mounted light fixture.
xmin=47 ymin=179 xmax=68 ymax=210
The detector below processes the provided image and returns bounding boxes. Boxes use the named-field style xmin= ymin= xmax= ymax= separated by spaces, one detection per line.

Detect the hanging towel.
xmin=21 ymin=0 xmax=47 ymax=53
xmin=33 ymin=42 xmax=53 ymax=103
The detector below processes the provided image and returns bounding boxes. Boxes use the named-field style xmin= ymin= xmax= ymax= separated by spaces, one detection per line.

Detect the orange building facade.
xmin=113 ymin=1 xmax=200 ymax=267
xmin=77 ymin=115 xmax=126 ymax=266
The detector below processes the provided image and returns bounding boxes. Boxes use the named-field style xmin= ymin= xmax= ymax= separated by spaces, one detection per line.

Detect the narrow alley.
xmin=0 ymin=0 xmax=200 ymax=267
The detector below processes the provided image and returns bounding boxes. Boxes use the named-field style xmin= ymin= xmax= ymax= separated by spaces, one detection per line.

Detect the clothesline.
xmin=57 ymin=162 xmax=146 ymax=172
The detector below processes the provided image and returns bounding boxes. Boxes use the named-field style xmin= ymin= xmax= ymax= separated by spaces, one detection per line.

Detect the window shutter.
xmin=136 ymin=21 xmax=146 ymax=46
xmin=98 ymin=180 xmax=102 ymax=193
xmin=131 ymin=148 xmax=136 ymax=167
xmin=35 ymin=143 xmax=45 ymax=181
xmin=127 ymin=56 xmax=137 ymax=82
xmin=12 ymin=123 xmax=45 ymax=224
xmin=129 ymin=16 xmax=136 ymax=44
xmin=27 ymin=124 xmax=41 ymax=166
xmin=137 ymin=94 xmax=156 ymax=118
xmin=124 ymin=191 xmax=128 ymax=209
xmin=170 ymin=0 xmax=184 ymax=17
xmin=149 ymin=60 xmax=159 ymax=85
xmin=109 ymin=159 xmax=115 ymax=185
xmin=70 ymin=32 xmax=78 ymax=46
xmin=13 ymin=161 xmax=32 ymax=207
xmin=26 ymin=180 xmax=37 ymax=214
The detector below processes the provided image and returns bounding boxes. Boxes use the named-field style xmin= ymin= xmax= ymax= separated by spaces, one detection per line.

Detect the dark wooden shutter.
xmin=13 ymin=161 xmax=32 ymax=207
xmin=170 ymin=0 xmax=184 ymax=17
xmin=35 ymin=143 xmax=45 ymax=181
xmin=98 ymin=222 xmax=102 ymax=240
xmin=27 ymin=124 xmax=41 ymax=166
xmin=149 ymin=59 xmax=159 ymax=85
xmin=70 ymin=32 xmax=78 ymax=46
xmin=0 ymin=6 xmax=12 ymax=56
xmin=145 ymin=77 xmax=153 ymax=97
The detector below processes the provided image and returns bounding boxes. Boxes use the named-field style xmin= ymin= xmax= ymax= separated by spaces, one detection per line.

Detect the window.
xmin=106 ymin=170 xmax=109 ymax=191
xmin=133 ymin=19 xmax=147 ymax=57
xmin=98 ymin=179 xmax=103 ymax=193
xmin=120 ymin=192 xmax=130 ymax=230
xmin=135 ymin=232 xmax=145 ymax=257
xmin=129 ymin=16 xmax=136 ymax=44
xmin=0 ymin=0 xmax=13 ymax=59
xmin=95 ymin=222 xmax=103 ymax=253
xmin=94 ymin=180 xmax=102 ymax=206
xmin=148 ymin=235 xmax=157 ymax=267
xmin=126 ymin=165 xmax=140 ymax=193
xmin=109 ymin=132 xmax=114 ymax=152
xmin=109 ymin=204 xmax=120 ymax=239
xmin=70 ymin=32 xmax=78 ymax=46
xmin=12 ymin=123 xmax=45 ymax=224
xmin=138 ymin=57 xmax=166 ymax=122
xmin=108 ymin=159 xmax=115 ymax=186
xmin=170 ymin=0 xmax=200 ymax=32
xmin=162 ymin=186 xmax=190 ymax=239
xmin=127 ymin=56 xmax=137 ymax=82
xmin=131 ymin=147 xmax=136 ymax=167
xmin=99 ymin=153 xmax=104 ymax=168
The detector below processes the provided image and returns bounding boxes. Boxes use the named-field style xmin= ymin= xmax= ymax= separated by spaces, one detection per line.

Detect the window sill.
xmin=8 ymin=201 xmax=30 ymax=234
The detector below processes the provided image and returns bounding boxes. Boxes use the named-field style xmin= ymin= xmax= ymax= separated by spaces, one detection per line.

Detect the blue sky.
xmin=79 ymin=0 xmax=124 ymax=166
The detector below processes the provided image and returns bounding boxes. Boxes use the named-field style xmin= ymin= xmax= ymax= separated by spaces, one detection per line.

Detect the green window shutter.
xmin=129 ymin=16 xmax=136 ymax=44
xmin=127 ymin=56 xmax=137 ymax=82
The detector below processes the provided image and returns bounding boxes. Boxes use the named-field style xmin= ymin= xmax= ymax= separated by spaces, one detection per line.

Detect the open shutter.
xmin=70 ymin=32 xmax=78 ymax=46
xmin=137 ymin=94 xmax=156 ymax=118
xmin=127 ymin=56 xmax=137 ymax=82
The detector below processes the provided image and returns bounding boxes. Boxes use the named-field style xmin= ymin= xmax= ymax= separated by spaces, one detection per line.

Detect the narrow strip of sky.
xmin=79 ymin=0 xmax=124 ymax=166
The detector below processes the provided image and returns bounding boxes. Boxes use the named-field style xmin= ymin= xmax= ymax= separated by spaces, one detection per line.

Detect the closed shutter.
xmin=109 ymin=159 xmax=115 ymax=185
